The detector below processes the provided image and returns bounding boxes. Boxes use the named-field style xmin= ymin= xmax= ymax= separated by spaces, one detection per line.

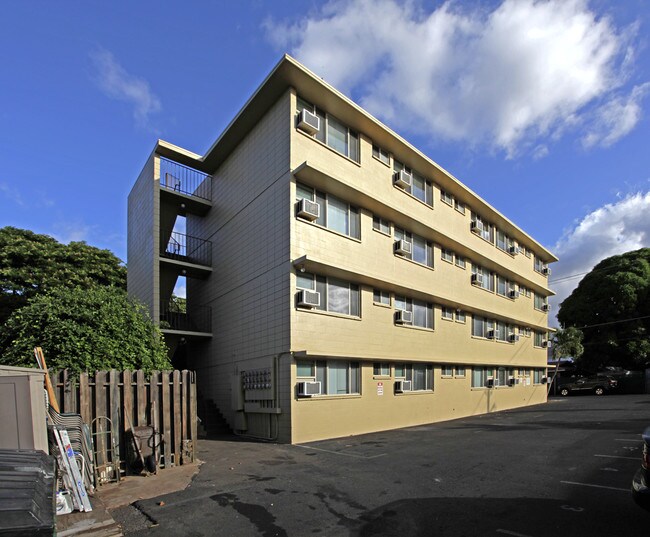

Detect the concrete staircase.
xmin=197 ymin=397 xmax=232 ymax=438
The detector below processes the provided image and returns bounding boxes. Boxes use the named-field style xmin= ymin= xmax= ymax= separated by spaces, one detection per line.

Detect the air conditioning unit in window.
xmin=471 ymin=221 xmax=484 ymax=233
xmin=393 ymin=170 xmax=412 ymax=189
xmin=509 ymin=289 xmax=519 ymax=299
xmin=508 ymin=376 xmax=516 ymax=386
xmin=296 ymin=198 xmax=320 ymax=221
xmin=297 ymin=290 xmax=320 ymax=308
xmin=509 ymin=333 xmax=519 ymax=343
xmin=541 ymin=340 xmax=550 ymax=348
xmin=486 ymin=329 xmax=495 ymax=339
xmin=486 ymin=377 xmax=495 ymax=388
xmin=297 ymin=381 xmax=321 ymax=397
xmin=542 ymin=303 xmax=551 ymax=312
xmin=395 ymin=309 xmax=413 ymax=324
xmin=542 ymin=266 xmax=551 ymax=276
xmin=394 ymin=380 xmax=412 ymax=393
xmin=394 ymin=239 xmax=412 ymax=256
xmin=297 ymin=109 xmax=320 ymax=135
xmin=509 ymin=245 xmax=518 ymax=255
xmin=541 ymin=376 xmax=550 ymax=384
xmin=471 ymin=273 xmax=484 ymax=285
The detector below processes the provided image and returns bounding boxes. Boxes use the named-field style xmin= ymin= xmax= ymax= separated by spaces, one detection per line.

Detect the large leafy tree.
xmin=0 ymin=286 xmax=170 ymax=374
xmin=557 ymin=248 xmax=650 ymax=370
xmin=0 ymin=227 xmax=126 ymax=324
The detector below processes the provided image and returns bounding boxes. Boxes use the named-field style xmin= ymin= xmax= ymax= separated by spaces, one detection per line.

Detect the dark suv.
xmin=558 ymin=374 xmax=618 ymax=396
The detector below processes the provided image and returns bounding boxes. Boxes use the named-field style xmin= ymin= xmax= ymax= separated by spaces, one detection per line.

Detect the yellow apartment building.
xmin=127 ymin=55 xmax=557 ymax=444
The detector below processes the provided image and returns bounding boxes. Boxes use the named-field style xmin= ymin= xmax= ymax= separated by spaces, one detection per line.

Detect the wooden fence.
xmin=49 ymin=369 xmax=197 ymax=477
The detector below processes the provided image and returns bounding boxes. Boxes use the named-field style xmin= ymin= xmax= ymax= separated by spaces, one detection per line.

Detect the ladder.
xmin=53 ymin=426 xmax=93 ymax=512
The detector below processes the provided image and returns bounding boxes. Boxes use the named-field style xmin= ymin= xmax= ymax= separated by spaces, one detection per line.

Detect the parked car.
xmin=632 ymin=426 xmax=650 ymax=511
xmin=558 ymin=375 xmax=618 ymax=396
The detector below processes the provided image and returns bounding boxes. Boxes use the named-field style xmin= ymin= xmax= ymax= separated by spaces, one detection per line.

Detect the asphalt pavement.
xmin=111 ymin=394 xmax=650 ymax=536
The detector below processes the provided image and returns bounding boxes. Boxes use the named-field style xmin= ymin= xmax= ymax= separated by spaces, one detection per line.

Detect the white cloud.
xmin=51 ymin=220 xmax=94 ymax=244
xmin=548 ymin=192 xmax=650 ymax=325
xmin=90 ymin=49 xmax=161 ymax=128
xmin=266 ymin=0 xmax=644 ymax=157
xmin=0 ymin=182 xmax=25 ymax=206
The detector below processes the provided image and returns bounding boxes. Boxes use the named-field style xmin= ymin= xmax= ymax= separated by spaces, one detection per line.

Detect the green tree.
xmin=0 ymin=286 xmax=170 ymax=374
xmin=0 ymin=226 xmax=126 ymax=324
xmin=557 ymin=248 xmax=650 ymax=370
xmin=552 ymin=326 xmax=585 ymax=361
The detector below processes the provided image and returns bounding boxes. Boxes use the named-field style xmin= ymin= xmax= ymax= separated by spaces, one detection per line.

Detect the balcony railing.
xmin=160 ymin=157 xmax=212 ymax=201
xmin=161 ymin=231 xmax=212 ymax=267
xmin=160 ymin=300 xmax=211 ymax=334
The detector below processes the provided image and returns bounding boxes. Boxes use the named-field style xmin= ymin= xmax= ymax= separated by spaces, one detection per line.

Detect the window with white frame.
xmin=524 ymin=327 xmax=531 ymax=337
xmin=297 ymin=97 xmax=360 ymax=162
xmin=441 ymin=306 xmax=454 ymax=320
xmin=495 ymin=321 xmax=507 ymax=342
xmin=456 ymin=310 xmax=466 ymax=323
xmin=394 ymin=296 xmax=434 ymax=329
xmin=455 ymin=366 xmax=466 ymax=377
xmin=496 ymin=367 xmax=508 ymax=387
xmin=372 ymin=215 xmax=391 ymax=235
xmin=441 ymin=248 xmax=454 ymax=263
xmin=533 ymin=368 xmax=545 ymax=384
xmin=454 ymin=199 xmax=466 ymax=214
xmin=472 ymin=315 xmax=494 ymax=338
xmin=373 ymin=363 xmax=390 ymax=377
xmin=497 ymin=275 xmax=509 ymax=297
xmin=394 ymin=227 xmax=433 ymax=268
xmin=534 ymin=331 xmax=545 ymax=347
xmin=441 ymin=190 xmax=454 ymax=206
xmin=471 ymin=264 xmax=494 ymax=291
xmin=471 ymin=212 xmax=494 ymax=243
xmin=534 ymin=255 xmax=545 ymax=274
xmin=373 ymin=289 xmax=390 ymax=306
xmin=519 ymin=284 xmax=530 ymax=297
xmin=471 ymin=367 xmax=493 ymax=388
xmin=496 ymin=230 xmax=514 ymax=253
xmin=296 ymin=359 xmax=360 ymax=395
xmin=296 ymin=182 xmax=361 ymax=239
xmin=372 ymin=144 xmax=390 ymax=165
xmin=297 ymin=272 xmax=360 ymax=317
xmin=395 ymin=363 xmax=433 ymax=391
xmin=441 ymin=365 xmax=453 ymax=377
xmin=534 ymin=293 xmax=547 ymax=311
xmin=455 ymin=255 xmax=466 ymax=269
xmin=393 ymin=160 xmax=433 ymax=206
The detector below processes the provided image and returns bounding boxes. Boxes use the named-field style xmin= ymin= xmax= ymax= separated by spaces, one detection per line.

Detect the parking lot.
xmin=114 ymin=394 xmax=650 ymax=536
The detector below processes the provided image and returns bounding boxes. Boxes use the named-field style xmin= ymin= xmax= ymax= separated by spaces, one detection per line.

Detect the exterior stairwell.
xmin=197 ymin=396 xmax=232 ymax=438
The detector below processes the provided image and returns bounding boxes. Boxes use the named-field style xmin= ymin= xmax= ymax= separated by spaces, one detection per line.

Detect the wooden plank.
xmin=189 ymin=371 xmax=197 ymax=463
xmin=181 ymin=370 xmax=189 ymax=455
xmin=94 ymin=371 xmax=107 ymax=468
xmin=79 ymin=373 xmax=90 ymax=424
xmin=161 ymin=371 xmax=172 ymax=467
xmin=35 ymin=348 xmax=59 ymax=413
xmin=109 ymin=370 xmax=120 ymax=466
xmin=173 ymin=370 xmax=181 ymax=467
xmin=136 ymin=370 xmax=146 ymax=426
xmin=122 ymin=370 xmax=133 ymax=476
xmin=150 ymin=371 xmax=160 ymax=465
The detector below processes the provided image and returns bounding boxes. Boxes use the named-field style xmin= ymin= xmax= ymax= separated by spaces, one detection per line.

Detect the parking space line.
xmin=614 ymin=438 xmax=640 ymax=441
xmin=496 ymin=529 xmax=533 ymax=537
xmin=594 ymin=454 xmax=637 ymax=460
xmin=560 ymin=480 xmax=629 ymax=492
xmin=294 ymin=444 xmax=388 ymax=459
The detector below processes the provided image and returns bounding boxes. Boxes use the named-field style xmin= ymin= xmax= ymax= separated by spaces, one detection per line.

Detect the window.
xmin=524 ymin=327 xmax=531 ymax=337
xmin=394 ymin=227 xmax=433 ymax=268
xmin=471 ymin=212 xmax=494 ymax=243
xmin=472 ymin=315 xmax=494 ymax=338
xmin=297 ymin=98 xmax=360 ymax=162
xmin=534 ymin=331 xmax=546 ymax=347
xmin=496 ymin=367 xmax=508 ymax=387
xmin=534 ymin=293 xmax=547 ymax=311
xmin=455 ymin=366 xmax=466 ymax=377
xmin=441 ymin=248 xmax=454 ymax=263
xmin=520 ymin=284 xmax=530 ymax=297
xmin=373 ymin=363 xmax=390 ymax=377
xmin=534 ymin=255 xmax=545 ymax=274
xmin=440 ymin=190 xmax=454 ymax=206
xmin=472 ymin=367 xmax=492 ymax=388
xmin=441 ymin=307 xmax=454 ymax=320
xmin=497 ymin=276 xmax=509 ymax=297
xmin=394 ymin=160 xmax=433 ymax=206
xmin=471 ymin=264 xmax=494 ymax=291
xmin=373 ymin=289 xmax=390 ymax=306
xmin=523 ymin=247 xmax=531 ymax=258
xmin=533 ymin=369 xmax=545 ymax=384
xmin=455 ymin=255 xmax=466 ymax=269
xmin=496 ymin=230 xmax=513 ymax=252
xmin=394 ymin=296 xmax=434 ymax=329
xmin=396 ymin=363 xmax=433 ymax=391
xmin=296 ymin=182 xmax=361 ymax=239
xmin=372 ymin=144 xmax=390 ymax=165
xmin=297 ymin=272 xmax=360 ymax=317
xmin=296 ymin=359 xmax=360 ymax=395
xmin=454 ymin=199 xmax=466 ymax=215
xmin=455 ymin=310 xmax=466 ymax=323
xmin=372 ymin=215 xmax=391 ymax=235
xmin=442 ymin=365 xmax=453 ymax=377
xmin=495 ymin=321 xmax=507 ymax=342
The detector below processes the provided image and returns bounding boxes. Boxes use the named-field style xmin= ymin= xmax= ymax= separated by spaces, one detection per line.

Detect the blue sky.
xmin=1 ymin=0 xmax=649 ymax=319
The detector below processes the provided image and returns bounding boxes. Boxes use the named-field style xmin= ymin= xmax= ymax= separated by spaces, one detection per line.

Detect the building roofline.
xmin=156 ymin=54 xmax=558 ymax=262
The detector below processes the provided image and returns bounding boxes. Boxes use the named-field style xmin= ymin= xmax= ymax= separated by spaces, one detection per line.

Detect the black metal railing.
xmin=160 ymin=301 xmax=211 ymax=334
xmin=159 ymin=157 xmax=212 ymax=201
xmin=161 ymin=230 xmax=212 ymax=267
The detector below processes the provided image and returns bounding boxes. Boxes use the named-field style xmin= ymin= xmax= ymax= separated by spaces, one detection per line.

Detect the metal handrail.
xmin=159 ymin=157 xmax=212 ymax=201
xmin=161 ymin=230 xmax=212 ymax=267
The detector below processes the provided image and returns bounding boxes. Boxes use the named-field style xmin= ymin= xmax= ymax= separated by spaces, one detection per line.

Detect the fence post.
xmin=161 ymin=371 xmax=172 ymax=467
xmin=173 ymin=370 xmax=181 ymax=466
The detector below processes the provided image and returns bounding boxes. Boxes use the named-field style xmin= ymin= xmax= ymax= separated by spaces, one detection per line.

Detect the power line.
xmin=578 ymin=314 xmax=650 ymax=330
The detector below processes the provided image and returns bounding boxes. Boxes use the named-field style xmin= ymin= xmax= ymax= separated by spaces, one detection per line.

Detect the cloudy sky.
xmin=1 ymin=1 xmax=649 ymax=323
